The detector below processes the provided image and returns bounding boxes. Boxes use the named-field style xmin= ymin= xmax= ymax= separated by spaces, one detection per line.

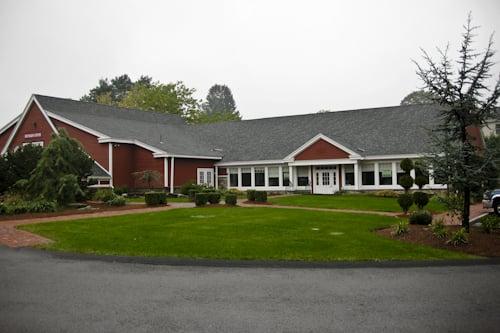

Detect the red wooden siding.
xmin=174 ymin=158 xmax=216 ymax=187
xmin=51 ymin=118 xmax=109 ymax=170
xmin=0 ymin=125 xmax=15 ymax=152
xmin=8 ymin=103 xmax=54 ymax=150
xmin=131 ymin=146 xmax=164 ymax=188
xmin=112 ymin=143 xmax=134 ymax=188
xmin=295 ymin=138 xmax=349 ymax=160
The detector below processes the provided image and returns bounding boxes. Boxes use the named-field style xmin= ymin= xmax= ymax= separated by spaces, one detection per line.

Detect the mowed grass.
xmin=126 ymin=196 xmax=190 ymax=203
xmin=269 ymin=194 xmax=447 ymax=213
xmin=20 ymin=207 xmax=469 ymax=261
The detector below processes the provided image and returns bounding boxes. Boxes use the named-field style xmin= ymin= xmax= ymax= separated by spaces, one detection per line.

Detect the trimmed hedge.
xmin=254 ymin=191 xmax=268 ymax=203
xmin=247 ymin=190 xmax=256 ymax=201
xmin=409 ymin=210 xmax=433 ymax=225
xmin=188 ymin=189 xmax=198 ymax=201
xmin=195 ymin=193 xmax=209 ymax=206
xmin=225 ymin=194 xmax=237 ymax=206
xmin=397 ymin=193 xmax=413 ymax=214
xmin=413 ymin=191 xmax=429 ymax=209
xmin=207 ymin=192 xmax=221 ymax=204
xmin=145 ymin=192 xmax=167 ymax=206
xmin=399 ymin=175 xmax=414 ymax=191
xmin=107 ymin=196 xmax=126 ymax=206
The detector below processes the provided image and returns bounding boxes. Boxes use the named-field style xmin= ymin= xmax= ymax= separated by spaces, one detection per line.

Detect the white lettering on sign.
xmin=24 ymin=133 xmax=42 ymax=138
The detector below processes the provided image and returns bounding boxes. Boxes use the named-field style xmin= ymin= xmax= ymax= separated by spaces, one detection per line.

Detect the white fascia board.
xmin=0 ymin=116 xmax=20 ymax=135
xmin=154 ymin=153 xmax=222 ymax=160
xmin=46 ymin=111 xmax=108 ymax=138
xmin=2 ymin=95 xmax=59 ymax=155
xmin=215 ymin=159 xmax=285 ymax=167
xmin=363 ymin=154 xmax=422 ymax=160
xmin=283 ymin=133 xmax=362 ymax=161
xmin=288 ymin=158 xmax=355 ymax=166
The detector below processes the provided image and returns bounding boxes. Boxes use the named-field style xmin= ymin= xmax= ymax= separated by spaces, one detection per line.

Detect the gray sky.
xmin=1 ymin=0 xmax=499 ymax=125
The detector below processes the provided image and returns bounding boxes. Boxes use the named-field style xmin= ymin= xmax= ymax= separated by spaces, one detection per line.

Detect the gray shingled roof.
xmin=35 ymin=94 xmax=447 ymax=163
xmin=90 ymin=162 xmax=111 ymax=178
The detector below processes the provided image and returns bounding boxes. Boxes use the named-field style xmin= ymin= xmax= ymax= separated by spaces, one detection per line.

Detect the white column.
xmin=354 ymin=161 xmax=360 ymax=190
xmin=164 ymin=157 xmax=168 ymax=188
xmin=374 ymin=162 xmax=380 ymax=187
xmin=238 ymin=167 xmax=242 ymax=188
xmin=170 ymin=157 xmax=175 ymax=194
xmin=335 ymin=165 xmax=340 ymax=188
xmin=391 ymin=162 xmax=397 ymax=187
xmin=410 ymin=169 xmax=416 ymax=189
xmin=108 ymin=143 xmax=113 ymax=188
xmin=264 ymin=167 xmax=269 ymax=187
xmin=251 ymin=167 xmax=255 ymax=187
xmin=278 ymin=166 xmax=283 ymax=187
xmin=429 ymin=168 xmax=435 ymax=186
xmin=214 ymin=166 xmax=218 ymax=189
xmin=289 ymin=165 xmax=293 ymax=189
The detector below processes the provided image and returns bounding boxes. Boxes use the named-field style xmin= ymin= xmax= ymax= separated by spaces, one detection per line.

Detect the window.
xmin=379 ymin=163 xmax=392 ymax=185
xmin=229 ymin=168 xmax=238 ymax=187
xmin=344 ymin=164 xmax=355 ymax=186
xmin=22 ymin=141 xmax=44 ymax=147
xmin=268 ymin=167 xmax=279 ymax=186
xmin=322 ymin=172 xmax=330 ymax=185
xmin=297 ymin=166 xmax=309 ymax=186
xmin=361 ymin=163 xmax=375 ymax=186
xmin=282 ymin=168 xmax=290 ymax=186
xmin=415 ymin=165 xmax=429 ymax=186
xmin=396 ymin=163 xmax=406 ymax=185
xmin=241 ymin=168 xmax=251 ymax=187
xmin=197 ymin=168 xmax=213 ymax=186
xmin=254 ymin=167 xmax=265 ymax=186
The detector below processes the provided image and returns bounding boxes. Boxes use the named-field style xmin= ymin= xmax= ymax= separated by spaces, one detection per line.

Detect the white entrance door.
xmin=313 ymin=166 xmax=338 ymax=194
xmin=197 ymin=168 xmax=214 ymax=187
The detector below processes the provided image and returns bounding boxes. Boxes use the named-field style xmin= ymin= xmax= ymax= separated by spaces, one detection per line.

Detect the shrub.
xmin=399 ymin=175 xmax=414 ymax=191
xmin=480 ymin=215 xmax=500 ymax=234
xmin=188 ymin=189 xmax=198 ymax=201
xmin=195 ymin=193 xmax=209 ymax=206
xmin=414 ymin=175 xmax=428 ymax=189
xmin=180 ymin=180 xmax=199 ymax=196
xmin=94 ymin=188 xmax=116 ymax=202
xmin=5 ymin=202 xmax=29 ymax=215
xmin=247 ymin=190 xmax=256 ymax=201
xmin=57 ymin=174 xmax=84 ymax=205
xmin=11 ymin=179 xmax=29 ymax=195
xmin=107 ymin=196 xmax=126 ymax=206
xmin=254 ymin=191 xmax=268 ymax=203
xmin=0 ymin=203 xmax=5 ymax=215
xmin=207 ymin=192 xmax=221 ymax=204
xmin=391 ymin=220 xmax=409 ymax=236
xmin=409 ymin=210 xmax=433 ymax=225
xmin=373 ymin=190 xmax=400 ymax=198
xmin=430 ymin=218 xmax=447 ymax=239
xmin=400 ymin=158 xmax=414 ymax=174
xmin=413 ymin=191 xmax=429 ymax=209
xmin=144 ymin=192 xmax=167 ymax=206
xmin=447 ymin=228 xmax=469 ymax=246
xmin=113 ymin=186 xmax=128 ymax=196
xmin=28 ymin=200 xmax=57 ymax=213
xmin=397 ymin=193 xmax=414 ymax=214
xmin=225 ymin=193 xmax=237 ymax=206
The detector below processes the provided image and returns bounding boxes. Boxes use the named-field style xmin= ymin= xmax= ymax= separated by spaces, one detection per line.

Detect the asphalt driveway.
xmin=0 ymin=247 xmax=499 ymax=332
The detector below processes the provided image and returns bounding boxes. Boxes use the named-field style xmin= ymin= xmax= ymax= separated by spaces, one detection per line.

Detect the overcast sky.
xmin=1 ymin=0 xmax=499 ymax=125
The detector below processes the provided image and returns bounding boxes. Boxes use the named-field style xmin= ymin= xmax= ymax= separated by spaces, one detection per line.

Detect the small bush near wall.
xmin=409 ymin=210 xmax=433 ymax=225
xmin=94 ymin=189 xmax=116 ymax=202
xmin=145 ymin=192 xmax=167 ymax=206
xmin=480 ymin=215 xmax=499 ymax=234
xmin=225 ymin=194 xmax=237 ymax=206
xmin=107 ymin=196 xmax=126 ymax=206
xmin=113 ymin=186 xmax=129 ymax=196
xmin=247 ymin=190 xmax=256 ymax=201
xmin=207 ymin=192 xmax=221 ymax=204
xmin=195 ymin=193 xmax=209 ymax=206
xmin=254 ymin=191 xmax=268 ymax=203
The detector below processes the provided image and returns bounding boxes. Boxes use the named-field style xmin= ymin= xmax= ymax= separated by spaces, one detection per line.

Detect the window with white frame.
xmin=22 ymin=141 xmax=44 ymax=147
xmin=379 ymin=163 xmax=392 ymax=185
xmin=361 ymin=163 xmax=375 ymax=185
xmin=254 ymin=167 xmax=265 ymax=186
xmin=229 ymin=168 xmax=239 ymax=187
xmin=396 ymin=163 xmax=406 ymax=185
xmin=197 ymin=168 xmax=213 ymax=186
xmin=344 ymin=164 xmax=355 ymax=186
xmin=241 ymin=168 xmax=251 ymax=187
xmin=268 ymin=167 xmax=279 ymax=186
xmin=296 ymin=166 xmax=309 ymax=186
xmin=282 ymin=168 xmax=290 ymax=186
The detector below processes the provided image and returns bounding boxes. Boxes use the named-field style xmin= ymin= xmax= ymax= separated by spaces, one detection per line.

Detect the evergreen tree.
xmin=200 ymin=84 xmax=241 ymax=123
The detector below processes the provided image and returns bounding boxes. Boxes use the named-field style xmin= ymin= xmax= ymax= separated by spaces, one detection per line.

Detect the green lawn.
xmin=270 ymin=194 xmax=447 ymax=213
xmin=126 ymin=196 xmax=190 ymax=203
xmin=21 ymin=207 xmax=469 ymax=261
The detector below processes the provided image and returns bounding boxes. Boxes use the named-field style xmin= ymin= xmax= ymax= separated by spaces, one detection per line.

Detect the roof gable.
xmin=293 ymin=137 xmax=351 ymax=160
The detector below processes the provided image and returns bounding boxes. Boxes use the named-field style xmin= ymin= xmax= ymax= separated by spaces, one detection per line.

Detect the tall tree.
xmin=118 ymin=81 xmax=202 ymax=123
xmin=81 ymin=74 xmax=153 ymax=104
xmin=400 ymin=90 xmax=437 ymax=105
xmin=415 ymin=13 xmax=500 ymax=231
xmin=200 ymin=84 xmax=241 ymax=123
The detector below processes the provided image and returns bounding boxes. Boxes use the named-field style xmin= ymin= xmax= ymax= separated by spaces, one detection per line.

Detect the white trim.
xmin=0 ymin=116 xmax=19 ymax=135
xmin=1 ymin=95 xmax=59 ymax=155
xmin=154 ymin=153 xmax=222 ymax=160
xmin=284 ymin=133 xmax=362 ymax=161
xmin=170 ymin=157 xmax=175 ymax=194
xmin=197 ymin=168 xmax=214 ymax=187
xmin=108 ymin=143 xmax=113 ymax=187
xmin=46 ymin=111 xmax=108 ymax=138
xmin=164 ymin=157 xmax=168 ymax=188
xmin=216 ymin=159 xmax=285 ymax=167
xmin=363 ymin=154 xmax=422 ymax=160
xmin=289 ymin=159 xmax=355 ymax=166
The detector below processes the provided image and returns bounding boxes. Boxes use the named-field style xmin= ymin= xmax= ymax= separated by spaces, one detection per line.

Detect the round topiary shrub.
xmin=399 ymin=175 xmax=414 ymax=191
xmin=397 ymin=193 xmax=414 ymax=214
xmin=254 ymin=191 xmax=268 ymax=203
xmin=225 ymin=194 xmax=237 ymax=206
xmin=414 ymin=175 xmax=428 ymax=189
xmin=247 ymin=190 xmax=256 ymax=201
xmin=145 ymin=192 xmax=167 ymax=206
xmin=413 ymin=191 xmax=429 ymax=209
xmin=409 ymin=210 xmax=433 ymax=225
xmin=400 ymin=158 xmax=414 ymax=174
xmin=207 ymin=192 xmax=221 ymax=204
xmin=195 ymin=193 xmax=209 ymax=206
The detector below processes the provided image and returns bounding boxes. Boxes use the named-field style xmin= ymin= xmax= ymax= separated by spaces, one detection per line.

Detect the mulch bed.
xmin=377 ymin=224 xmax=500 ymax=257
xmin=242 ymin=200 xmax=273 ymax=205
xmin=0 ymin=202 xmax=152 ymax=222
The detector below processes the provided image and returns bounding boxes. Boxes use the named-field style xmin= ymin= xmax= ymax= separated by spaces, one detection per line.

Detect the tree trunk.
xmin=462 ymin=187 xmax=470 ymax=232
